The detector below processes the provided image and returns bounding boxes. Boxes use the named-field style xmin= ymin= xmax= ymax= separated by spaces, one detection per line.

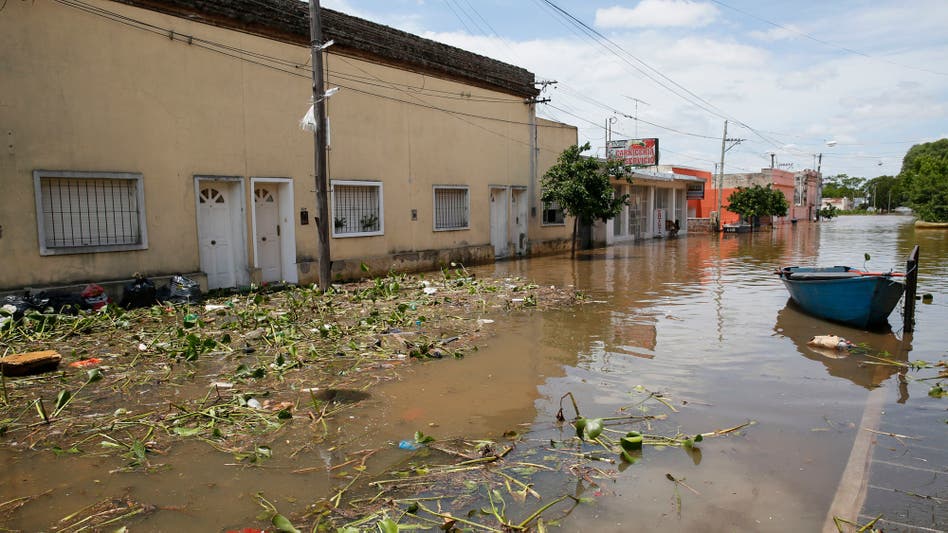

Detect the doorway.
xmin=510 ymin=187 xmax=528 ymax=255
xmin=490 ymin=186 xmax=509 ymax=259
xmin=195 ymin=177 xmax=248 ymax=289
xmin=251 ymin=178 xmax=297 ymax=284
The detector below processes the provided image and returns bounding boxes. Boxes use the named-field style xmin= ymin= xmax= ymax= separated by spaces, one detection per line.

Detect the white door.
xmin=198 ymin=185 xmax=237 ymax=289
xmin=254 ymin=185 xmax=282 ymax=283
xmin=490 ymin=187 xmax=509 ymax=259
xmin=511 ymin=188 xmax=528 ymax=255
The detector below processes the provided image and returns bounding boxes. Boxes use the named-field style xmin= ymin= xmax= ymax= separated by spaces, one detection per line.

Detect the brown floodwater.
xmin=2 ymin=215 xmax=946 ymax=531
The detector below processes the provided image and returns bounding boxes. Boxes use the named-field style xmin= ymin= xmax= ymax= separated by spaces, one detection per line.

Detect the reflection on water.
xmin=1 ymin=216 xmax=945 ymax=531
xmin=774 ymin=300 xmax=909 ymax=389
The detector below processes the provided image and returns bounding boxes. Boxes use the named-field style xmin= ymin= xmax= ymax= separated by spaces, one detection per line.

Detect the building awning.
xmin=624 ymin=170 xmax=706 ymax=184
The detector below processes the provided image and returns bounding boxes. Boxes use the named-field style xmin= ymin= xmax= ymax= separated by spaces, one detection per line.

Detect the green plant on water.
xmin=354 ymin=274 xmax=402 ymax=302
xmin=100 ymin=428 xmax=153 ymax=468
xmin=255 ymin=493 xmax=300 ymax=533
xmin=52 ymin=368 xmax=102 ymax=417
xmin=179 ymin=332 xmax=217 ymax=362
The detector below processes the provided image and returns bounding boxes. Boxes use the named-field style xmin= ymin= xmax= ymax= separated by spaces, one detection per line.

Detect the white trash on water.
xmin=807 ymin=335 xmax=854 ymax=351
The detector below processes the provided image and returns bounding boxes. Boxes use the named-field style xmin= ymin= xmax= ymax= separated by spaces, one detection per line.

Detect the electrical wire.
xmin=533 ymin=0 xmax=789 ymax=151
xmin=709 ymin=0 xmax=948 ymax=77
xmin=48 ymin=0 xmax=575 ymax=156
xmin=441 ymin=0 xmax=475 ymax=35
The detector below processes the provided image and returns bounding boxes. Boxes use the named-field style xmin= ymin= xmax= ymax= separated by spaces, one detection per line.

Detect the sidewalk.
xmin=825 ymin=378 xmax=947 ymax=532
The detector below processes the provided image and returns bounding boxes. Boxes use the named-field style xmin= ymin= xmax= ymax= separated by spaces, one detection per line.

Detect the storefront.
xmin=604 ymin=170 xmax=703 ymax=244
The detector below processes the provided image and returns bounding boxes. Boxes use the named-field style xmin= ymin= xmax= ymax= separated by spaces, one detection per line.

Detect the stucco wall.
xmin=0 ymin=0 xmax=575 ymax=290
xmin=529 ymin=117 xmax=577 ymax=254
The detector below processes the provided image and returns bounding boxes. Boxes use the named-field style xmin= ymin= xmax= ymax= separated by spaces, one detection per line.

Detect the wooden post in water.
xmin=904 ymin=245 xmax=919 ymax=333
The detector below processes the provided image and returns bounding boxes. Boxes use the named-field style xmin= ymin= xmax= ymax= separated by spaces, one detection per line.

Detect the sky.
xmin=319 ymin=0 xmax=948 ymax=178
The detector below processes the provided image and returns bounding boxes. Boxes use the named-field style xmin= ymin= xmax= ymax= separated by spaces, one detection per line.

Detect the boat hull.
xmin=778 ymin=267 xmax=905 ymax=329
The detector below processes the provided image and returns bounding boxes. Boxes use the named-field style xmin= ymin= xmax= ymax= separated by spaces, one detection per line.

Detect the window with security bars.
xmin=542 ymin=200 xmax=565 ymax=225
xmin=433 ymin=186 xmax=469 ymax=230
xmin=331 ymin=181 xmax=383 ymax=237
xmin=33 ymin=171 xmax=147 ymax=255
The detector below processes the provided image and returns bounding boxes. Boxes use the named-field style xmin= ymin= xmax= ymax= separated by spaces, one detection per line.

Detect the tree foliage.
xmin=819 ymin=204 xmax=838 ymax=220
xmin=726 ymin=184 xmax=788 ymax=223
xmin=898 ymin=139 xmax=948 ymax=222
xmin=542 ymin=142 xmax=629 ymax=255
xmin=821 ymin=174 xmax=866 ymax=200
xmin=862 ymin=175 xmax=906 ymax=211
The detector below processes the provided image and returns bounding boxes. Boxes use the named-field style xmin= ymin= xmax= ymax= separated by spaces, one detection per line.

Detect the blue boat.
xmin=776 ymin=266 xmax=905 ymax=329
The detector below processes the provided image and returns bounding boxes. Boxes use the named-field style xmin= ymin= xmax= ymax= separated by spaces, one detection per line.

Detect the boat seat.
xmin=785 ymin=271 xmax=862 ymax=281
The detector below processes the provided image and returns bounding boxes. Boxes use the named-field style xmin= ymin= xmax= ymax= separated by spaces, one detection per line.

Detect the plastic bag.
xmin=120 ymin=274 xmax=157 ymax=309
xmin=81 ymin=283 xmax=111 ymax=311
xmin=30 ymin=292 xmax=87 ymax=315
xmin=0 ymin=295 xmax=32 ymax=320
xmin=164 ymin=275 xmax=202 ymax=304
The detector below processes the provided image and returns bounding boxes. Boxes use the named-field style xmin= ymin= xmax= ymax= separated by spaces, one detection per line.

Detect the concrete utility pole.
xmin=309 ymin=0 xmax=331 ymax=291
xmin=717 ymin=120 xmax=728 ymax=229
xmin=716 ymin=120 xmax=744 ymax=230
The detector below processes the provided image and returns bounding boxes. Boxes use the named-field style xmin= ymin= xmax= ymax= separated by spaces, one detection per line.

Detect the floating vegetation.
xmin=302 ymin=388 xmax=755 ymax=531
xmin=0 ymin=268 xmax=580 ymax=474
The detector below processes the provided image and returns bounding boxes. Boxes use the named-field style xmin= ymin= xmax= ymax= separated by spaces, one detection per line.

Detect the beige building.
xmin=0 ymin=0 xmax=576 ymax=292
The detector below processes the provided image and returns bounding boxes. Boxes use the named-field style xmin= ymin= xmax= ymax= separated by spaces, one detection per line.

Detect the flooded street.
xmin=3 ymin=215 xmax=946 ymax=531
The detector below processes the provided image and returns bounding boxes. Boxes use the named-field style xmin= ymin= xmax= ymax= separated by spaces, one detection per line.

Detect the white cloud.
xmin=595 ymin=0 xmax=719 ymax=29
xmin=749 ymin=25 xmax=803 ymax=42
xmin=407 ymin=2 xmax=947 ymax=179
xmin=777 ymin=66 xmax=839 ymax=91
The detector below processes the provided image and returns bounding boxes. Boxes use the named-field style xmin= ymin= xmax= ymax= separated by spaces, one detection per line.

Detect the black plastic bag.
xmin=120 ymin=275 xmax=157 ymax=309
xmin=30 ymin=291 xmax=87 ymax=315
xmin=1 ymin=295 xmax=32 ymax=320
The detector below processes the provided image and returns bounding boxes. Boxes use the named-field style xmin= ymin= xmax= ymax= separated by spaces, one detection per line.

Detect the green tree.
xmin=862 ymin=175 xmax=905 ymax=212
xmin=821 ymin=174 xmax=866 ymax=201
xmin=819 ymin=203 xmax=838 ymax=220
xmin=542 ymin=142 xmax=629 ymax=257
xmin=898 ymin=139 xmax=948 ymax=222
xmin=726 ymin=184 xmax=789 ymax=225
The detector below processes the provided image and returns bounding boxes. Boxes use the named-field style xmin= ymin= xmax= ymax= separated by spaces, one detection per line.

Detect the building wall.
xmin=672 ymin=166 xmax=713 ymax=218
xmin=0 ymin=0 xmax=574 ymax=290
xmin=689 ymin=168 xmax=804 ymax=226
xmin=530 ymin=118 xmax=577 ymax=255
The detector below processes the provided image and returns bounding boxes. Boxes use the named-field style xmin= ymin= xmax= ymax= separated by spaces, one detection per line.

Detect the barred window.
xmin=433 ymin=186 xmax=469 ymax=231
xmin=33 ymin=170 xmax=148 ymax=255
xmin=542 ymin=200 xmax=565 ymax=225
xmin=331 ymin=180 xmax=383 ymax=237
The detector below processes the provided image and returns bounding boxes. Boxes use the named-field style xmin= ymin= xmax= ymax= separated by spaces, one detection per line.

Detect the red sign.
xmin=607 ymin=138 xmax=659 ymax=166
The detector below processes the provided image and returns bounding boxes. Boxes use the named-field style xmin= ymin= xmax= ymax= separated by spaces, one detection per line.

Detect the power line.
xmin=441 ymin=0 xmax=476 ymax=34
xmin=533 ymin=0 xmax=789 ymax=151
xmin=49 ymin=0 xmax=574 ymax=153
xmin=710 ymin=0 xmax=948 ymax=77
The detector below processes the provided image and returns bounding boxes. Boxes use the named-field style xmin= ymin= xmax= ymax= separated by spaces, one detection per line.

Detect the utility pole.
xmin=605 ymin=116 xmax=617 ymax=157
xmin=716 ymin=120 xmax=744 ymax=230
xmin=309 ymin=0 xmax=331 ymax=291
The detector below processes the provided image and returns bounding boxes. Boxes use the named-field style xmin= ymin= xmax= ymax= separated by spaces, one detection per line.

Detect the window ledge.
xmin=39 ymin=243 xmax=149 ymax=256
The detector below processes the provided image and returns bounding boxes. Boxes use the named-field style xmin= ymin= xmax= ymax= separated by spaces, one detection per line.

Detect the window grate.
xmin=542 ymin=200 xmax=565 ymax=225
xmin=332 ymin=182 xmax=382 ymax=236
xmin=40 ymin=176 xmax=142 ymax=248
xmin=434 ymin=187 xmax=469 ymax=230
